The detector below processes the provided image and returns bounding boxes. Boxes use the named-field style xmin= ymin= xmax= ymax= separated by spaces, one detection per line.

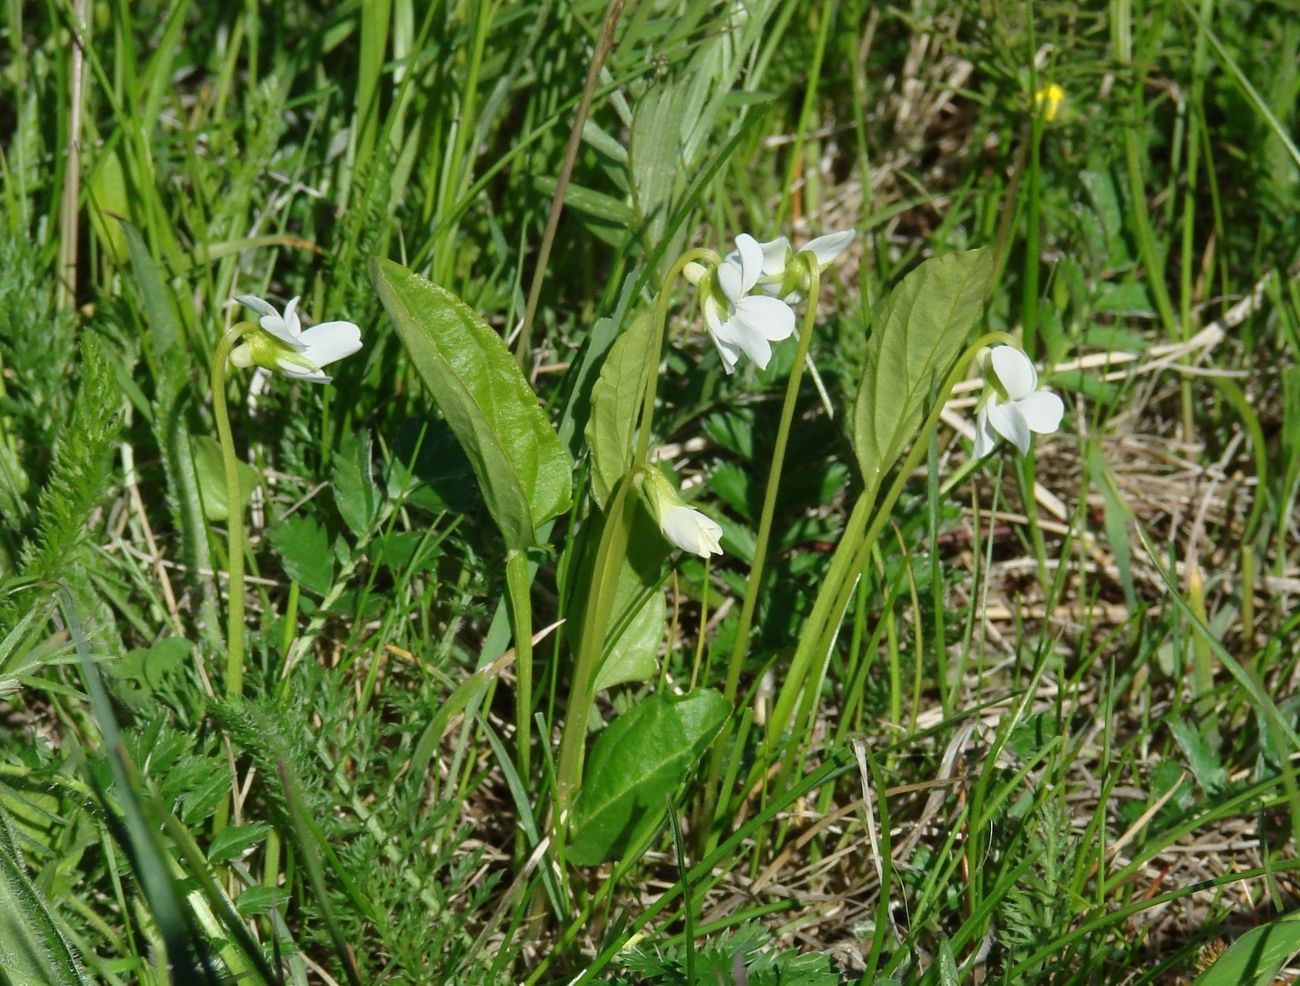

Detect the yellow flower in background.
xmin=1034 ymin=82 xmax=1065 ymax=123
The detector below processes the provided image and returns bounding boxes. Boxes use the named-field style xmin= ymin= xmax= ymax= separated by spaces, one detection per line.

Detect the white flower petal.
xmin=661 ymin=504 xmax=723 ymax=557
xmin=734 ymin=295 xmax=795 ymax=341
xmin=757 ymin=236 xmax=791 ymax=276
xmin=261 ymin=323 xmax=307 ymax=350
xmin=1018 ymin=390 xmax=1064 ymax=434
xmin=717 ymin=260 xmax=745 ymax=304
xmin=972 ymin=405 xmax=998 ymax=458
xmin=235 ymin=294 xmax=278 ymax=320
xmin=991 ymin=345 xmax=1037 ymax=400
xmin=987 ymin=401 xmax=1031 ymax=455
xmin=711 ymin=333 xmax=742 ymax=374
xmin=281 ymin=296 xmax=302 ymax=337
xmin=734 ymin=234 xmax=763 ymax=293
xmin=802 ymin=229 xmax=856 ymax=267
xmin=731 ymin=322 xmax=773 ymax=369
xmin=299 ymin=321 xmax=363 ymax=368
xmin=250 ymin=294 xmax=307 ymax=350
xmin=275 ymin=357 xmax=332 ymax=384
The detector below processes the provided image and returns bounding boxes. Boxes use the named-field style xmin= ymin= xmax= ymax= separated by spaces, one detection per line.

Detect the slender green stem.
xmin=722 ymin=265 xmax=821 ymax=709
xmin=504 ymin=549 xmax=534 ymax=782
xmin=1022 ymin=109 xmax=1043 ymax=359
xmin=552 ymin=470 xmax=638 ymax=872
xmin=761 ymin=332 xmax=1016 ymax=769
xmin=699 ymin=266 xmax=823 ymax=836
xmin=211 ymin=325 xmax=255 ymax=700
xmin=634 ymin=249 xmax=718 ymax=465
xmin=552 ymin=246 xmax=713 ymax=869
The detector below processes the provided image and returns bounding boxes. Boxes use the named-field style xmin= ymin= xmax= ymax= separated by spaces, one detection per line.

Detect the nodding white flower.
xmin=723 ymin=229 xmax=857 ymax=296
xmin=660 ymin=503 xmax=724 ymax=557
xmin=973 ymin=346 xmax=1064 ymax=457
xmin=231 ymin=295 xmax=362 ymax=384
xmin=640 ymin=469 xmax=724 ymax=558
xmin=703 ymin=234 xmax=796 ymax=373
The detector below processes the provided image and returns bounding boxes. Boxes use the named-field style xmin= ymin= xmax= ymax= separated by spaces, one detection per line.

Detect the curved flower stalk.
xmin=213 ymin=296 xmax=363 ymax=703
xmin=233 ymin=295 xmax=363 ymax=383
xmin=972 ymin=345 xmax=1064 ymax=457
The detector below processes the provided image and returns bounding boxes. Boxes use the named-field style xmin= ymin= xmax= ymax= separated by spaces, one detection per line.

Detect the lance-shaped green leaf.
xmin=585 ymin=310 xmax=657 ymax=509
xmin=372 ymin=259 xmax=572 ymax=549
xmin=0 ymin=805 xmax=89 ymax=986
xmin=593 ymin=587 xmax=666 ymax=693
xmin=853 ymin=249 xmax=993 ymax=489
xmin=568 ymin=688 xmax=729 ymax=866
xmin=1194 ymin=911 xmax=1300 ymax=986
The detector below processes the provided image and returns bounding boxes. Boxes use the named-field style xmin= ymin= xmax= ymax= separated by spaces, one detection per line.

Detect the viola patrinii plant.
xmin=366 ymin=230 xmax=1064 ymax=880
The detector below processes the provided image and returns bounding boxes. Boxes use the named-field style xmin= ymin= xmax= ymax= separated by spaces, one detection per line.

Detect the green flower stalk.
xmin=212 ymin=295 xmax=362 ymax=700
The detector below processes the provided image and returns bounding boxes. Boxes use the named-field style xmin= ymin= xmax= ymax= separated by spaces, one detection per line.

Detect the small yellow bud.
xmin=1034 ymin=83 xmax=1065 ymax=123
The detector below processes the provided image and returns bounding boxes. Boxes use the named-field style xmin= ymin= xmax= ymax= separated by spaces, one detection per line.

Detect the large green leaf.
xmin=1195 ymin=912 xmax=1300 ymax=986
xmin=592 ymin=588 xmax=666 ymax=693
xmin=372 ymin=259 xmax=572 ymax=549
xmin=0 ymin=805 xmax=88 ymax=986
xmin=585 ymin=310 xmax=657 ymax=509
xmin=852 ymin=249 xmax=993 ymax=490
xmin=568 ymin=689 xmax=729 ymax=866
xmin=565 ymin=500 xmax=668 ymax=692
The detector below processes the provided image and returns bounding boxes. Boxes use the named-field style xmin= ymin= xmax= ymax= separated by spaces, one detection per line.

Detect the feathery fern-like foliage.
xmin=16 ymin=335 xmax=123 ymax=586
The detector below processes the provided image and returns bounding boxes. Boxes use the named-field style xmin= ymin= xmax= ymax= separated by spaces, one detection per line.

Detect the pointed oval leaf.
xmin=568 ymin=688 xmax=729 ymax=866
xmin=593 ymin=588 xmax=666 ymax=693
xmin=1194 ymin=912 xmax=1300 ymax=986
xmin=585 ymin=310 xmax=657 ymax=509
xmin=372 ymin=259 xmax=572 ymax=549
xmin=853 ymin=249 xmax=993 ymax=490
xmin=192 ymin=434 xmax=259 ymax=523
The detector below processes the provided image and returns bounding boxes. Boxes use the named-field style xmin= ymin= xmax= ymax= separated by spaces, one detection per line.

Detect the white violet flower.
xmin=972 ymin=345 xmax=1064 ymax=457
xmin=232 ymin=294 xmax=363 ymax=383
xmin=721 ymin=229 xmax=856 ymax=301
xmin=659 ymin=503 xmax=725 ymax=558
xmin=640 ymin=469 xmax=724 ymax=558
xmin=703 ymin=234 xmax=796 ymax=373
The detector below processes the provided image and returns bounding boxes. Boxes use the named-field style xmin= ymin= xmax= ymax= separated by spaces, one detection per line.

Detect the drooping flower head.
xmin=690 ymin=229 xmax=856 ymax=374
xmin=728 ymin=229 xmax=856 ymax=299
xmin=231 ymin=295 xmax=362 ymax=383
xmin=701 ymin=234 xmax=797 ymax=374
xmin=640 ymin=468 xmax=724 ymax=558
xmin=972 ymin=346 xmax=1064 ymax=457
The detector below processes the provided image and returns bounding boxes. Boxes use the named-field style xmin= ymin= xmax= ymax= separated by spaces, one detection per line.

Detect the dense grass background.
xmin=2 ymin=0 xmax=1299 ymax=982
